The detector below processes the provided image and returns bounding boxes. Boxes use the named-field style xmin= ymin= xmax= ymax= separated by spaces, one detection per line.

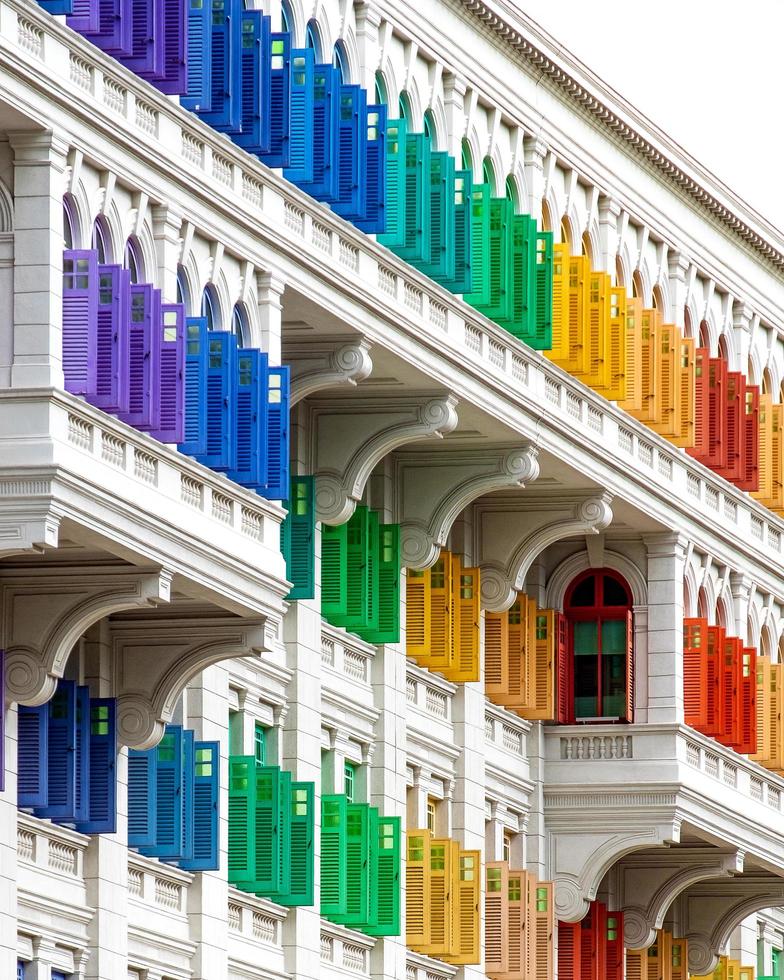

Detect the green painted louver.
xmin=280 ymin=476 xmax=315 ymax=600
xmin=364 ymin=815 xmax=402 ymax=936
xmin=390 ymin=132 xmax=431 ymax=265
xmin=357 ymin=523 xmax=400 ymax=644
xmin=495 ymin=213 xmax=536 ymax=336
xmin=332 ymin=802 xmax=372 ymax=926
xmin=321 ymin=793 xmax=348 ymax=917
xmin=321 ymin=521 xmax=348 ymax=621
xmin=228 ymin=757 xmax=315 ymax=907
xmin=377 ymin=118 xmax=408 ymax=249
xmin=468 ymin=196 xmax=515 ymax=322
xmin=467 ymin=182 xmax=491 ymax=304
xmin=533 ymin=231 xmax=554 ymax=350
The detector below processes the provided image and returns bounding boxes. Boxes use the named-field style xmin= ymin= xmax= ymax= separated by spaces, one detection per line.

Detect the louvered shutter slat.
xmin=17 ymin=702 xmax=48 ymax=809
xmin=178 ymin=317 xmax=209 ymax=457
xmin=405 ymin=830 xmax=431 ymax=948
xmin=127 ymin=746 xmax=157 ymax=847
xmin=118 ymin=283 xmax=160 ymax=431
xmin=75 ymin=698 xmax=117 ymax=835
xmin=280 ymin=476 xmax=316 ymax=600
xmin=178 ymin=741 xmax=218 ymax=869
xmin=62 ymin=249 xmax=99 ymax=398
xmin=182 ymin=0 xmax=213 ymax=112
xmin=364 ymin=815 xmax=401 ymax=936
xmin=228 ymin=349 xmax=268 ymax=489
xmin=257 ymin=365 xmax=289 ymax=500
xmin=94 ymin=264 xmax=131 ymax=414
xmin=376 ymin=118 xmax=408 ymax=248
xmin=359 ymin=523 xmax=400 ymax=644
xmin=278 ymin=780 xmax=315 ymax=907
xmin=35 ymin=680 xmax=77 ymax=821
xmin=321 ymin=794 xmax=348 ymax=917
xmin=198 ymin=0 xmax=243 ymax=133
xmin=228 ymin=755 xmax=256 ymax=884
xmin=282 ymin=49 xmax=316 ymax=183
xmin=150 ymin=302 xmax=185 ymax=444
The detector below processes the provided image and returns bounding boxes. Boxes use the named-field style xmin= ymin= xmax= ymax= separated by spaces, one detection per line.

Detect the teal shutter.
xmin=496 ymin=214 xmax=536 ymax=339
xmin=444 ymin=168 xmax=472 ymax=294
xmin=276 ymin=768 xmax=292 ymax=898
xmin=377 ymin=118 xmax=408 ymax=248
xmin=180 ymin=741 xmax=219 ymax=872
xmin=533 ymin=230 xmax=554 ymax=350
xmin=393 ymin=133 xmax=431 ymax=264
xmin=228 ymin=755 xmax=256 ymax=884
xmin=127 ymin=747 xmax=157 ymax=848
xmin=333 ymin=802 xmax=371 ymax=926
xmin=280 ymin=475 xmax=315 ymax=600
xmin=321 ymin=521 xmax=348 ymax=622
xmin=358 ymin=523 xmax=400 ymax=644
xmin=279 ymin=780 xmax=314 ymax=906
xmin=469 ymin=197 xmax=514 ymax=322
xmin=364 ymin=815 xmax=401 ymax=936
xmin=320 ymin=794 xmax=348 ymax=917
xmin=465 ymin=182 xmax=491 ymax=304
xmin=413 ymin=151 xmax=454 ymax=282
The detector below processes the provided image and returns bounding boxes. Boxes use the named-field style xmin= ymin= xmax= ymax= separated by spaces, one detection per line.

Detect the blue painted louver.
xmin=332 ymin=85 xmax=367 ymax=223
xmin=34 ymin=680 xmax=77 ymax=821
xmin=234 ymin=10 xmax=272 ymax=155
xmin=94 ymin=264 xmax=132 ymax=414
xmin=75 ymin=699 xmax=118 ymax=835
xmin=228 ymin=348 xmax=269 ymax=489
xmin=17 ymin=961 xmax=25 ymax=980
xmin=73 ymin=683 xmax=91 ymax=824
xmin=258 ymin=365 xmax=290 ymax=501
xmin=157 ymin=0 xmax=188 ymax=96
xmin=262 ymin=32 xmax=291 ymax=168
xmin=354 ymin=103 xmax=387 ymax=233
xmin=128 ymin=744 xmax=157 ymax=847
xmin=198 ymin=0 xmax=242 ymax=133
xmin=179 ymin=741 xmax=219 ymax=872
xmin=182 ymin=0 xmax=212 ymax=111
xmin=296 ymin=63 xmax=341 ymax=201
xmin=197 ymin=329 xmax=238 ymax=471
xmin=139 ymin=724 xmax=184 ymax=859
xmin=67 ymin=0 xmax=99 ymax=32
xmin=83 ymin=0 xmax=133 ymax=58
xmin=282 ymin=48 xmax=315 ymax=184
xmin=179 ymin=316 xmax=209 ymax=456
xmin=17 ymin=702 xmax=48 ymax=809
xmin=39 ymin=0 xmax=72 ymax=12
xmin=124 ymin=0 xmax=165 ymax=78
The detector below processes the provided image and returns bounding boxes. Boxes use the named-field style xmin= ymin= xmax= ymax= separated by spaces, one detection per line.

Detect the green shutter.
xmin=332 ymin=802 xmax=371 ymax=927
xmin=411 ymin=151 xmax=455 ymax=283
xmin=280 ymin=476 xmax=315 ymax=600
xmin=232 ymin=765 xmax=281 ymax=896
xmin=465 ymin=182 xmax=491 ymax=304
xmin=276 ymin=768 xmax=292 ymax=898
xmin=321 ymin=521 xmax=348 ymax=622
xmin=446 ymin=168 xmax=472 ymax=294
xmin=364 ymin=815 xmax=401 ymax=936
xmin=279 ymin=780 xmax=315 ymax=907
xmin=496 ymin=214 xmax=536 ymax=339
xmin=341 ymin=506 xmax=371 ymax=632
xmin=377 ymin=117 xmax=408 ymax=248
xmin=392 ymin=132 xmax=431 ymax=264
xmin=533 ymin=230 xmax=554 ymax=350
xmin=321 ymin=794 xmax=348 ymax=917
xmin=358 ymin=523 xmax=400 ymax=644
xmin=468 ymin=197 xmax=514 ymax=322
xmin=228 ymin=756 xmax=256 ymax=885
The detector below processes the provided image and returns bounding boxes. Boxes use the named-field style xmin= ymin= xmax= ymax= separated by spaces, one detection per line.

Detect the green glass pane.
xmin=574 ymin=620 xmax=598 ymax=655
xmin=602 ymin=618 xmax=626 ymax=655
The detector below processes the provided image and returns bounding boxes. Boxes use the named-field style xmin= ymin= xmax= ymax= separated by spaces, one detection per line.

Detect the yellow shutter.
xmin=671 ymin=937 xmax=689 ymax=980
xmin=485 ymin=861 xmax=509 ymax=975
xmin=659 ymin=930 xmax=673 ymax=980
xmin=406 ymin=830 xmax=431 ymax=948
xmin=443 ymin=849 xmax=481 ymax=964
xmin=428 ymin=553 xmax=453 ymax=672
xmin=406 ymin=568 xmax=431 ymax=660
xmin=649 ymin=321 xmax=677 ymax=435
xmin=716 ymin=955 xmax=729 ymax=980
xmin=627 ymin=948 xmax=646 ymax=980
xmin=632 ymin=308 xmax=661 ymax=424
xmin=618 ymin=295 xmax=643 ymax=414
xmin=504 ymin=595 xmax=528 ymax=708
xmin=772 ymin=405 xmax=784 ymax=513
xmin=525 ymin=607 xmax=555 ymax=721
xmin=485 ymin=609 xmax=510 ymax=701
xmin=727 ymin=959 xmax=741 ymax=980
xmin=577 ymin=270 xmax=609 ymax=388
xmin=750 ymin=655 xmax=771 ymax=766
xmin=549 ymin=243 xmax=569 ymax=362
xmin=446 ymin=557 xmax=480 ymax=683
xmin=527 ymin=876 xmax=554 ymax=980
xmin=739 ymin=966 xmax=754 ymax=980
xmin=674 ymin=336 xmax=696 ymax=448
xmin=754 ymin=394 xmax=774 ymax=505
xmin=596 ymin=284 xmax=628 ymax=402
xmin=425 ymin=838 xmax=454 ymax=956
xmin=772 ymin=663 xmax=783 ymax=772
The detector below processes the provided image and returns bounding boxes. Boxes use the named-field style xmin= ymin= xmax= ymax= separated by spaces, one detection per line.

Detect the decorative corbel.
xmin=288 ymin=339 xmax=373 ymax=405
xmin=394 ymin=444 xmax=539 ymax=570
xmin=309 ymin=393 xmax=459 ymax=525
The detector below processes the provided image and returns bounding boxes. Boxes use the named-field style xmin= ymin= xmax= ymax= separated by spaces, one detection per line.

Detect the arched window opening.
xmin=482 ymin=157 xmax=495 ymax=195
xmin=564 ymin=568 xmax=633 ymax=723
xmin=697 ymin=587 xmax=709 ymax=622
xmin=717 ymin=597 xmax=730 ymax=631
xmin=63 ymin=196 xmax=77 ymax=249
xmin=201 ymin=285 xmax=220 ymax=331
xmin=614 ymin=256 xmax=625 ymax=290
xmin=581 ymin=231 xmax=592 ymax=262
xmin=92 ymin=217 xmax=111 ymax=264
xmin=306 ymin=20 xmax=322 ymax=60
xmin=281 ymin=0 xmax=292 ymax=35
xmin=632 ymin=270 xmax=643 ymax=301
xmin=652 ymin=285 xmax=664 ymax=312
xmin=423 ymin=109 xmax=436 ymax=146
xmin=231 ymin=303 xmax=249 ymax=347
xmin=124 ymin=237 xmax=143 ymax=285
xmin=747 ymin=356 xmax=757 ymax=387
xmin=398 ymin=91 xmax=412 ymax=124
xmin=718 ymin=334 xmax=729 ymax=362
xmin=374 ymin=70 xmax=388 ymax=106
xmin=762 ymin=368 xmax=773 ymax=397
xmin=560 ymin=219 xmax=571 ymax=251
xmin=698 ymin=320 xmax=710 ymax=349
xmin=541 ymin=200 xmax=553 ymax=233
xmin=333 ymin=41 xmax=349 ymax=82
xmin=461 ymin=138 xmax=474 ymax=177
xmin=684 ymin=308 xmax=693 ymax=339
xmin=777 ymin=634 xmax=784 ymax=666
xmin=505 ymin=175 xmax=519 ymax=212
xmin=761 ymin=626 xmax=774 ymax=661
xmin=176 ymin=265 xmax=191 ymax=313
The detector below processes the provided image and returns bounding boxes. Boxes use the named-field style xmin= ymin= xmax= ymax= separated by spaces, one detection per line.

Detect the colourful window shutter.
xmin=156 ymin=0 xmax=188 ymax=96
xmin=674 ymin=336 xmax=696 ymax=449
xmin=340 ymin=506 xmax=371 ymax=631
xmin=505 ymin=868 xmax=526 ymax=979
xmin=332 ymin=802 xmax=371 ymax=926
xmin=321 ymin=521 xmax=349 ymax=622
xmin=548 ymin=243 xmax=569 ymax=363
xmin=529 ymin=878 xmax=555 ymax=980
xmin=649 ymin=323 xmax=679 ymax=438
xmin=123 ymin=0 xmax=165 ymax=78
xmin=464 ymin=182 xmax=491 ymax=305
xmin=280 ymin=475 xmax=316 ymax=600
xmin=359 ymin=523 xmax=401 ymax=644
xmin=618 ymin=296 xmax=643 ymax=415
xmin=118 ymin=283 xmax=161 ymax=431
xmin=282 ymin=48 xmax=316 ymax=183
xmin=580 ymin=901 xmax=599 ymax=980
xmin=624 ymin=610 xmax=635 ymax=724
xmin=606 ymin=911 xmax=624 ymax=980
xmin=532 ymin=230 xmax=554 ymax=350
xmin=182 ymin=0 xmax=212 ymax=112
xmin=446 ymin=558 xmax=480 ymax=683
xmin=772 ymin=405 xmax=784 ymax=511
xmin=683 ymin=618 xmax=710 ymax=729
xmin=706 ymin=357 xmax=729 ymax=469
xmin=150 ymin=302 xmax=185 ymax=444
xmin=195 ymin=330 xmax=237 ymax=470
xmin=94 ymin=263 xmax=132 ymax=414
xmin=738 ymin=646 xmax=757 ymax=755
xmin=739 ymin=384 xmax=760 ymax=491
xmin=484 ymin=609 xmax=510 ymax=702
xmin=298 ymin=63 xmax=341 ymax=200
xmin=333 ymin=85 xmax=369 ymax=221
xmin=413 ymin=151 xmax=455 ymax=283
xmin=279 ymin=780 xmax=315 ymax=907
xmin=41 ymin=0 xmax=74 ymax=12
xmin=720 ymin=636 xmax=740 ymax=747
xmin=35 ymin=680 xmax=77 ymax=821
xmin=705 ymin=626 xmax=725 ymax=736
xmin=62 ymin=249 xmax=99 ymax=397
xmin=140 ymin=725 xmax=184 ymax=859
xmin=127 ymin=746 xmax=157 ymax=848
xmin=75 ymin=698 xmax=117 ymax=835
xmin=405 ymin=829 xmax=431 ymax=948
xmin=754 ymin=393 xmax=774 ymax=505
xmin=444 ymin=849 xmax=481 ymax=964
xmin=393 ymin=133 xmax=432 ymax=265
xmin=365 ymin=815 xmax=401 ymax=936
xmin=427 ymin=553 xmax=454 ymax=672
xmin=178 ymin=317 xmax=209 ymax=456
xmin=72 ymin=684 xmax=91 ymax=824
xmin=354 ymin=102 xmax=387 ymax=234
xmin=559 ymin=921 xmax=583 ymax=980
xmin=250 ymin=764 xmax=281 ymax=894
xmin=321 ymin=793 xmax=348 ymax=917
xmin=597 ymin=286 xmax=627 ymax=402
xmin=259 ymin=365 xmax=290 ymax=500
xmin=228 ymin=755 xmax=256 ymax=884
xmin=276 ymin=768 xmax=292 ymax=898
xmin=750 ymin=655 xmax=770 ymax=766
xmin=17 ymin=701 xmax=48 ymax=809
xmin=405 ymin=568 xmax=431 ymax=660
xmin=425 ymin=837 xmax=454 ymax=956
xmin=444 ymin=168 xmax=473 ymax=294
xmin=180 ymin=741 xmax=219 ymax=871
xmin=485 ymin=861 xmax=509 ymax=974
xmin=468 ymin=197 xmax=514 ymax=322
xmin=671 ymin=937 xmax=688 ymax=980
xmin=376 ymin=117 xmax=408 ymax=249
xmin=526 ymin=607 xmax=558 ymax=722
xmin=234 ymin=11 xmax=271 ymax=155
xmin=228 ymin=349 xmax=269 ymax=489
xmin=198 ymin=0 xmax=242 ymax=133
xmin=688 ymin=347 xmax=711 ymax=462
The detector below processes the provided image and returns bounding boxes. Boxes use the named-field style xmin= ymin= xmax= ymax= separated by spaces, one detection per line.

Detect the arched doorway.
xmin=563 ymin=568 xmax=633 ymax=723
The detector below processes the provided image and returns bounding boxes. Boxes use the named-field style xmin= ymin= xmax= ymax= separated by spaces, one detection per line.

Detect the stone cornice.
xmin=458 ymin=0 xmax=784 ymax=274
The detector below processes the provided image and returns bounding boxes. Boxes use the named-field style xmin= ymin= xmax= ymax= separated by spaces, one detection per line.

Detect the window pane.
xmin=570 ymin=577 xmax=595 ymax=607
xmin=602 ymin=619 xmax=626 ymax=655
xmin=573 ymin=621 xmax=598 ymax=717
xmin=603 ymin=575 xmax=628 ymax=606
xmin=574 ymin=621 xmax=598 ymax=655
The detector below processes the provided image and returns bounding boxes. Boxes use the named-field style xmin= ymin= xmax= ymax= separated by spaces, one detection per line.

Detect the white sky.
xmin=516 ymin=0 xmax=784 ymax=232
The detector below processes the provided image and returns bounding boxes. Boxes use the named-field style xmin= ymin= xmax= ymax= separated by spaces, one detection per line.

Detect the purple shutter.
xmin=154 ymin=0 xmax=188 ymax=95
xmin=62 ymin=249 xmax=99 ymax=397
xmin=123 ymin=0 xmax=164 ymax=77
xmin=118 ymin=283 xmax=160 ymax=430
xmin=150 ymin=303 xmax=185 ymax=444
xmin=94 ymin=264 xmax=131 ymax=414
xmin=67 ymin=0 xmax=100 ymax=32
xmin=91 ymin=0 xmax=133 ymax=56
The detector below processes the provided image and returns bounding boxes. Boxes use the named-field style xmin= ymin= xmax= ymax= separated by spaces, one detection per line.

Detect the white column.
xmin=0 ymin=703 xmax=18 ymax=978
xmin=256 ymin=271 xmax=285 ymax=367
xmin=667 ymin=251 xmax=690 ymax=331
xmin=730 ymin=573 xmax=752 ymax=643
xmin=644 ymin=533 xmax=687 ymax=724
xmin=523 ymin=137 xmax=548 ymax=223
xmin=597 ymin=196 xmax=621 ymax=278
xmin=354 ymin=4 xmax=382 ymax=95
xmin=9 ymin=130 xmax=69 ymax=389
xmin=732 ymin=302 xmax=753 ymax=375
xmin=186 ymin=664 xmax=230 ymax=980
xmin=151 ymin=205 xmax=183 ymax=303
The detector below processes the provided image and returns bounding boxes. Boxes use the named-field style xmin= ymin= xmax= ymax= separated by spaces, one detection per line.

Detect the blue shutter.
xmin=182 ymin=0 xmax=212 ymax=111
xmin=151 ymin=302 xmax=185 ymax=445
xmin=128 ymin=746 xmax=157 ymax=848
xmin=62 ymin=249 xmax=99 ymax=398
xmin=179 ymin=728 xmax=195 ymax=862
xmin=228 ymin=348 xmax=269 ymax=489
xmin=156 ymin=0 xmax=188 ymax=96
xmin=75 ymin=699 xmax=117 ymax=835
xmin=178 ymin=317 xmax=209 ymax=457
xmin=90 ymin=0 xmax=133 ymax=57
xmin=299 ymin=64 xmax=341 ymax=200
xmin=197 ymin=331 xmax=237 ymax=471
xmin=38 ymin=0 xmax=73 ymax=12
xmin=199 ymin=0 xmax=242 ymax=133
xmin=139 ymin=725 xmax=184 ymax=859
xmin=35 ymin=680 xmax=77 ymax=821
xmin=260 ymin=32 xmax=291 ymax=167
xmin=17 ymin=702 xmax=48 ymax=809
xmin=258 ymin=365 xmax=289 ymax=500
xmin=17 ymin=961 xmax=25 ymax=980
xmin=332 ymin=85 xmax=366 ymax=222
xmin=94 ymin=264 xmax=131 ymax=414
xmin=283 ymin=48 xmax=316 ymax=184
xmin=234 ymin=11 xmax=271 ymax=154
xmin=119 ymin=283 xmax=161 ymax=431
xmin=354 ymin=103 xmax=387 ymax=233
xmin=180 ymin=741 xmax=219 ymax=871
xmin=71 ymin=684 xmax=91 ymax=825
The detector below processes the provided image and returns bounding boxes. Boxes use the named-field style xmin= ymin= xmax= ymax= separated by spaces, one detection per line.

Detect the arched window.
xmin=92 ymin=217 xmax=111 ymax=264
xmin=398 ymin=91 xmax=412 ymax=124
xmin=176 ymin=265 xmax=191 ymax=312
xmin=201 ymin=285 xmax=220 ymax=331
xmin=541 ymin=200 xmax=553 ymax=233
xmin=652 ymin=284 xmax=664 ymax=312
xmin=505 ymin=175 xmax=519 ymax=212
xmin=124 ymin=237 xmax=143 ymax=284
xmin=632 ymin=270 xmax=643 ymax=301
xmin=63 ymin=196 xmax=77 ymax=248
xmin=718 ymin=334 xmax=729 ymax=362
xmin=560 ymin=219 xmax=571 ymax=251
xmin=333 ymin=41 xmax=349 ymax=82
xmin=461 ymin=138 xmax=474 ymax=177
xmin=306 ymin=20 xmax=322 ymax=60
xmin=581 ymin=231 xmax=592 ymax=262
xmin=374 ymin=70 xmax=388 ymax=106
xmin=564 ymin=568 xmax=633 ymax=723
xmin=281 ymin=0 xmax=292 ymax=35
xmin=231 ymin=303 xmax=249 ymax=347
xmin=684 ymin=307 xmax=693 ymax=339
xmin=698 ymin=319 xmax=710 ymax=350
xmin=423 ymin=109 xmax=436 ymax=145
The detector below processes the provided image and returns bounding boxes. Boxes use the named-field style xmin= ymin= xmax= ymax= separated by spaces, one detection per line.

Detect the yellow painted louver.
xmin=750 ymin=655 xmax=784 ymax=773
xmin=692 ymin=955 xmax=730 ymax=980
xmin=406 ymin=830 xmax=480 ymax=965
xmin=485 ymin=862 xmax=554 ymax=980
xmin=627 ymin=928 xmax=676 ymax=980
xmin=405 ymin=550 xmax=480 ymax=683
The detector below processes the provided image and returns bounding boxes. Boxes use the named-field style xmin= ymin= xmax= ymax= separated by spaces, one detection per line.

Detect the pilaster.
xmin=523 ymin=137 xmax=548 ymax=222
xmin=643 ymin=532 xmax=687 ymax=724
xmin=0 ymin=704 xmax=18 ymax=978
xmin=597 ymin=196 xmax=621 ymax=277
xmin=667 ymin=251 xmax=690 ymax=331
xmin=256 ymin=270 xmax=285 ymax=367
xmin=151 ymin=205 xmax=183 ymax=303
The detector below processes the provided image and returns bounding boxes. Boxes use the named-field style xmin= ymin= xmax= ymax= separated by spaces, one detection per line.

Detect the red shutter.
xmin=558 ymin=921 xmax=582 ymax=980
xmin=718 ymin=372 xmax=744 ymax=482
xmin=580 ymin=903 xmax=598 ymax=980
xmin=705 ymin=626 xmax=725 ymax=736
xmin=706 ymin=357 xmax=728 ymax=469
xmin=683 ymin=618 xmax=709 ymax=729
xmin=556 ymin=613 xmax=570 ymax=724
xmin=719 ymin=636 xmax=739 ymax=747
xmin=738 ymin=385 xmax=759 ymax=491
xmin=624 ymin=611 xmax=634 ymax=724
xmin=738 ymin=646 xmax=757 ymax=755
xmin=606 ymin=910 xmax=625 ymax=980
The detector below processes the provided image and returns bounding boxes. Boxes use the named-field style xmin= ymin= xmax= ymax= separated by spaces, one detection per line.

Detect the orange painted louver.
xmin=750 ymin=655 xmax=784 ymax=773
xmin=626 ymin=928 xmax=680 ymax=980
xmin=486 ymin=862 xmax=555 ymax=980
xmin=407 ymin=830 xmax=480 ymax=964
xmin=484 ymin=593 xmax=565 ymax=722
xmin=405 ymin=550 xmax=480 ymax=683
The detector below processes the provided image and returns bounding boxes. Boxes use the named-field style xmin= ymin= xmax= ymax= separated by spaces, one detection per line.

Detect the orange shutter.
xmin=751 ymin=655 xmax=771 ymax=766
xmin=689 ymin=347 xmax=710 ymax=460
xmin=719 ymin=635 xmax=739 ymax=747
xmin=485 ymin=862 xmax=509 ymax=975
xmin=772 ymin=404 xmax=784 ymax=512
xmin=650 ymin=323 xmax=678 ymax=437
xmin=674 ymin=336 xmax=696 ymax=448
xmin=606 ymin=910 xmax=625 ymax=980
xmin=660 ymin=930 xmax=674 ymax=980
xmin=406 ymin=568 xmax=431 ymax=661
xmin=600 ymin=285 xmax=627 ymax=402
xmin=505 ymin=596 xmax=529 ymax=708
xmin=633 ymin=308 xmax=661 ymax=424
xmin=528 ymin=877 xmax=554 ymax=980
xmin=705 ymin=626 xmax=725 ymax=736
xmin=683 ymin=618 xmax=709 ymax=729
xmin=549 ymin=243 xmax=569 ymax=362
xmin=671 ymin=937 xmax=689 ymax=980
xmin=753 ymin=393 xmax=773 ymax=504
xmin=485 ymin=609 xmax=510 ymax=702
xmin=447 ymin=557 xmax=480 ymax=683
xmin=618 ymin=296 xmax=643 ymax=414
xmin=443 ymin=849 xmax=481 ymax=964
xmin=428 ymin=552 xmax=453 ymax=672
xmin=582 ymin=271 xmax=610 ymax=388
xmin=626 ymin=948 xmax=645 ymax=980
xmin=504 ymin=869 xmax=527 ymax=980
xmin=727 ymin=960 xmax=741 ymax=980
xmin=525 ymin=607 xmax=556 ymax=721
xmin=406 ymin=830 xmax=431 ymax=948
xmin=738 ymin=646 xmax=757 ymax=755
xmin=771 ymin=663 xmax=782 ymax=771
